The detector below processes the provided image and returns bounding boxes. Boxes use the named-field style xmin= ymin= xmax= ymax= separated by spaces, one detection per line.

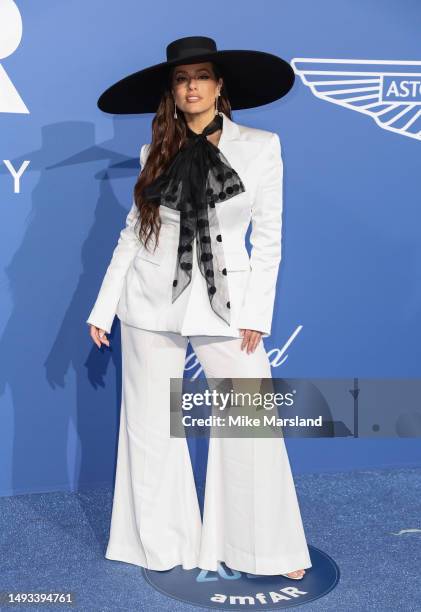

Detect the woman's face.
xmin=171 ymin=62 xmax=223 ymax=117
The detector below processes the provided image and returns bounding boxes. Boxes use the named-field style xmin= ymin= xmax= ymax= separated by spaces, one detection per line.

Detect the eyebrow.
xmin=174 ymin=68 xmax=211 ymax=76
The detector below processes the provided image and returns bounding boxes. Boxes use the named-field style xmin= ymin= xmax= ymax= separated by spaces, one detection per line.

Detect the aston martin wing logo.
xmin=291 ymin=58 xmax=421 ymax=140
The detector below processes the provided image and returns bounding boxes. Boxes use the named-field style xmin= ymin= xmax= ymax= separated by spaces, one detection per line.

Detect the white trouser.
xmin=105 ymin=323 xmax=313 ymax=575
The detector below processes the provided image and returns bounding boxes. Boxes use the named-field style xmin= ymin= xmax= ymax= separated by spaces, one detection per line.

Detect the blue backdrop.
xmin=0 ymin=0 xmax=420 ymax=496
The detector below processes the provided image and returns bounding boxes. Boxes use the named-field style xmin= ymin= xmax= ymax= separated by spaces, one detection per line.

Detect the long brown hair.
xmin=133 ymin=61 xmax=232 ymax=251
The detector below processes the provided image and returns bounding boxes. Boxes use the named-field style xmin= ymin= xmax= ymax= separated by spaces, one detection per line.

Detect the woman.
xmin=87 ymin=36 xmax=312 ymax=579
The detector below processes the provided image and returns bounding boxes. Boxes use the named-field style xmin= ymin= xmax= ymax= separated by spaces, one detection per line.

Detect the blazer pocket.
xmin=135 ymin=244 xmax=164 ymax=266
xmin=216 ymin=249 xmax=251 ymax=272
xmin=134 ymin=224 xmax=178 ymax=267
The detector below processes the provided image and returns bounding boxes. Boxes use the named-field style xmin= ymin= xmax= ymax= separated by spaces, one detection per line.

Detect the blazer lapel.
xmin=218 ymin=111 xmax=240 ymax=153
xmin=218 ymin=112 xmax=252 ymax=190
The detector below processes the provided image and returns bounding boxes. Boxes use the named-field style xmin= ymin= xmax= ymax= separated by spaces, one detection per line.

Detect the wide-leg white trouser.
xmin=105 ymin=323 xmax=313 ymax=575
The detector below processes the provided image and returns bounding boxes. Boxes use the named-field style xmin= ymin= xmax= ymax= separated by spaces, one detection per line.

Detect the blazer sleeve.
xmin=236 ymin=132 xmax=283 ymax=337
xmin=86 ymin=144 xmax=150 ymax=333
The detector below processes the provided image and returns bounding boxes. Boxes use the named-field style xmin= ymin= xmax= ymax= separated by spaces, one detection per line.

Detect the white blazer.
xmin=86 ymin=112 xmax=283 ymax=338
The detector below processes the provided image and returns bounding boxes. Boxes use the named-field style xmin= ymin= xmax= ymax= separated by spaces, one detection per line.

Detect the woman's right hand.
xmin=89 ymin=324 xmax=110 ymax=349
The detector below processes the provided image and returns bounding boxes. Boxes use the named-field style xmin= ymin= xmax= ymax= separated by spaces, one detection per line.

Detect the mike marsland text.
xmin=182 ymin=415 xmax=323 ymax=428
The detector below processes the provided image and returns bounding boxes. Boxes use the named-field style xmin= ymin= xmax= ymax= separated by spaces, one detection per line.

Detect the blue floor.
xmin=1 ymin=467 xmax=420 ymax=611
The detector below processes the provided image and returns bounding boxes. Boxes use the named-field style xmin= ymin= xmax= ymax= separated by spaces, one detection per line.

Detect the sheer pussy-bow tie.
xmin=141 ymin=112 xmax=246 ymax=326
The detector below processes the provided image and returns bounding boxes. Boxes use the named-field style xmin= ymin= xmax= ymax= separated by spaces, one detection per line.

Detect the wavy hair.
xmin=133 ymin=62 xmax=232 ymax=251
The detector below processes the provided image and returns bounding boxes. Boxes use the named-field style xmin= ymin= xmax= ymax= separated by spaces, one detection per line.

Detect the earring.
xmin=173 ymin=100 xmax=178 ymax=119
xmin=214 ymin=91 xmax=220 ymax=115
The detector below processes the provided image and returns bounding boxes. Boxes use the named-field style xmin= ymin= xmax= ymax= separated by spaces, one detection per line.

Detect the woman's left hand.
xmin=239 ymin=329 xmax=264 ymax=354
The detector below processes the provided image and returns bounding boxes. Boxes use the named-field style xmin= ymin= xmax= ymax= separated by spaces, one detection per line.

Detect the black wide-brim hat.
xmin=97 ymin=36 xmax=295 ymax=114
